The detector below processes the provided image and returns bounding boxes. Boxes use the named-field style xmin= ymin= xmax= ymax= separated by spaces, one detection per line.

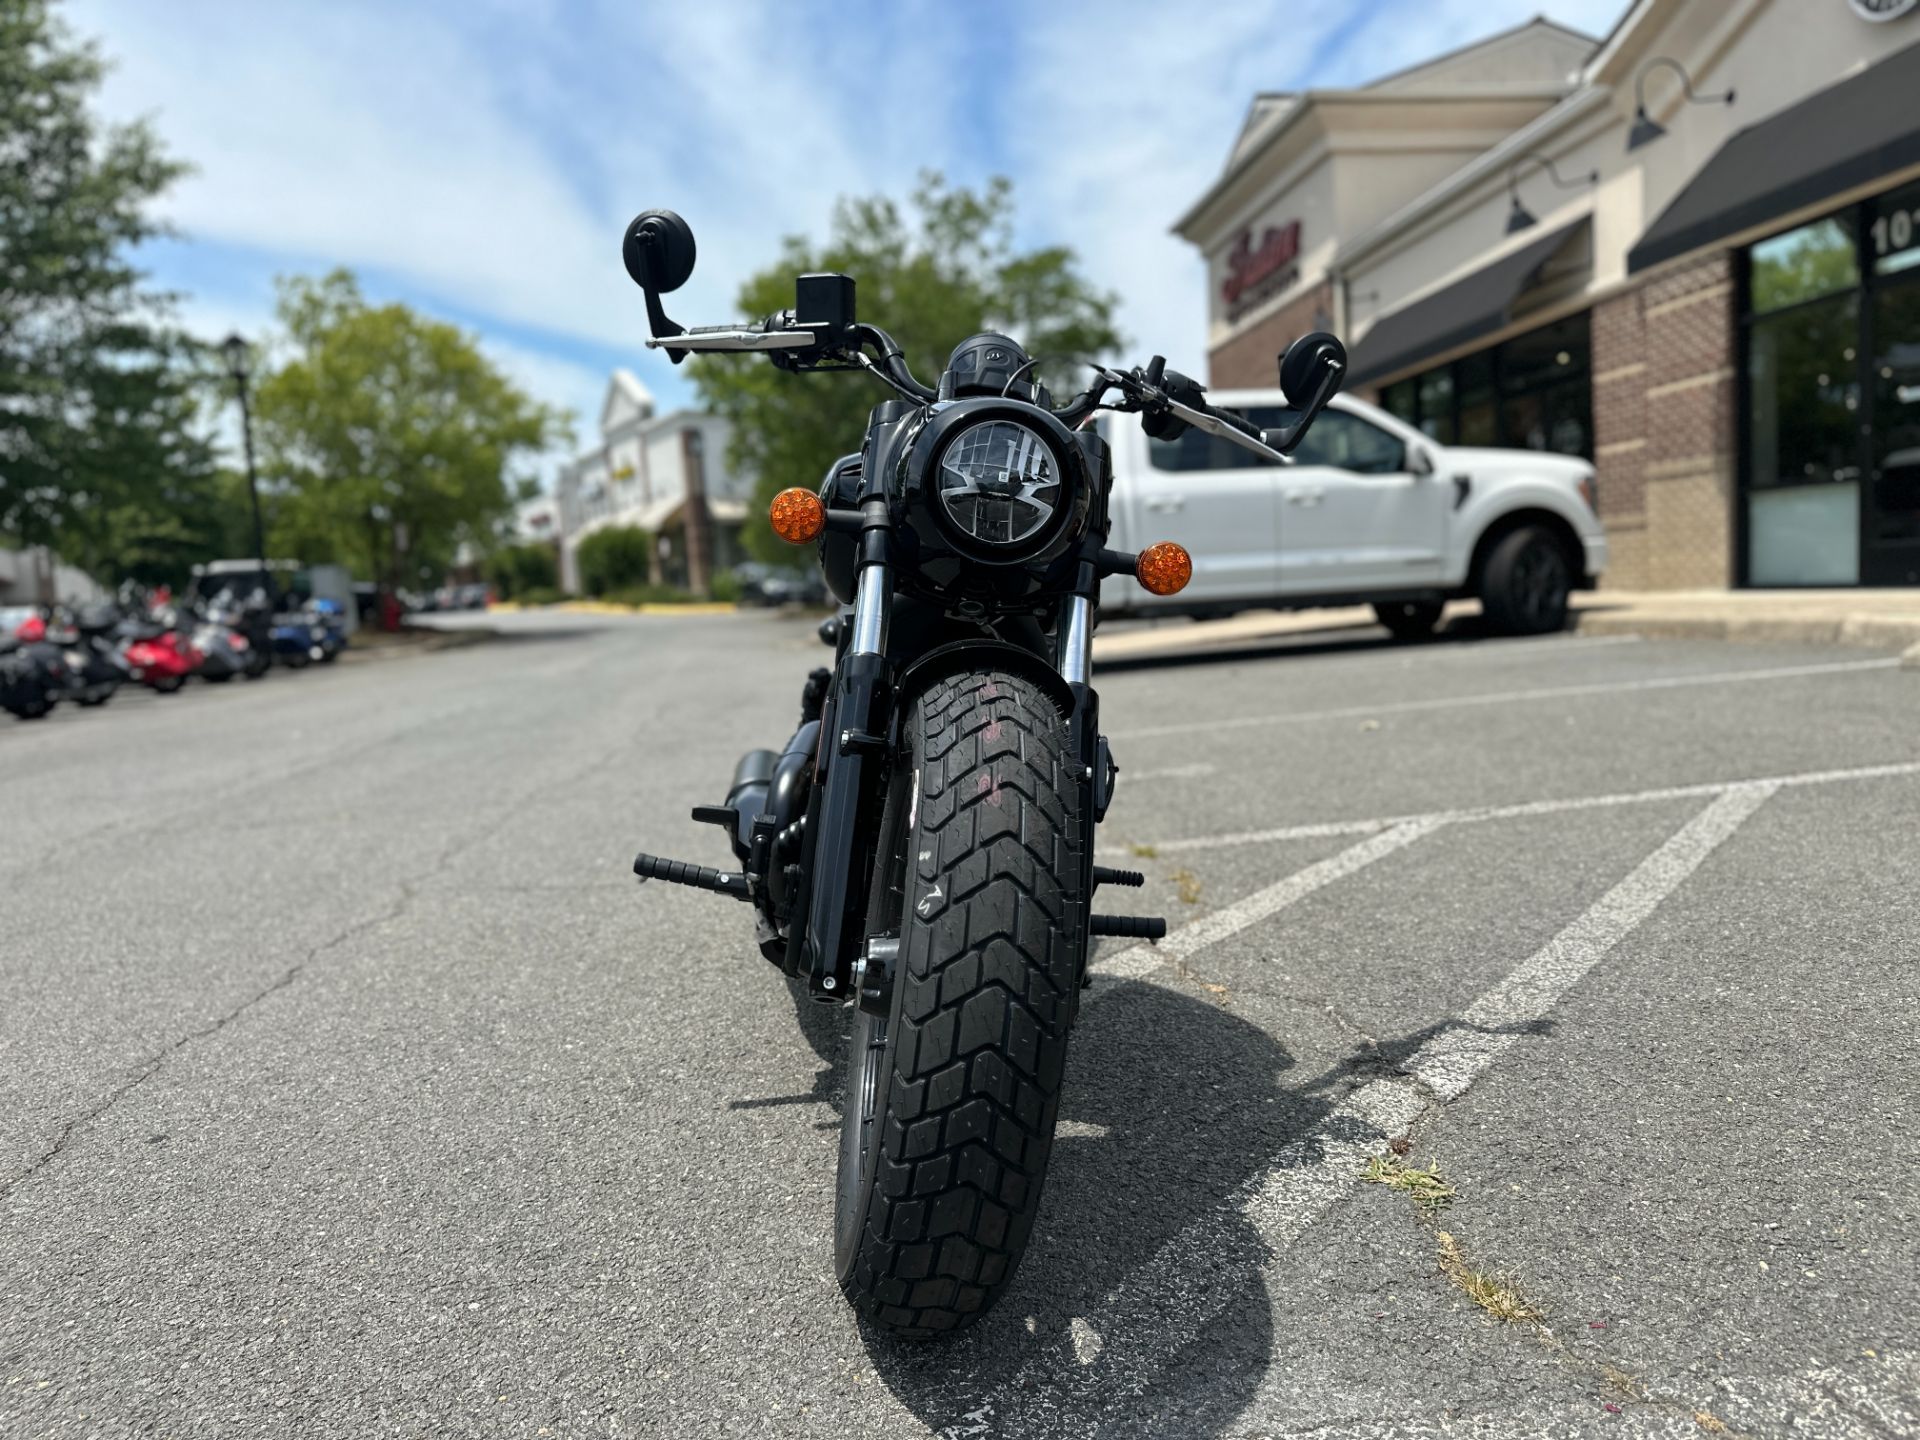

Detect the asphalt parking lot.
xmin=2 ymin=610 xmax=1916 ymax=1439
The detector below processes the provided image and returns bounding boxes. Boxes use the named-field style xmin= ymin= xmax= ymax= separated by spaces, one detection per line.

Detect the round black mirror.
xmin=622 ymin=209 xmax=696 ymax=293
xmin=1279 ymin=331 xmax=1347 ymax=406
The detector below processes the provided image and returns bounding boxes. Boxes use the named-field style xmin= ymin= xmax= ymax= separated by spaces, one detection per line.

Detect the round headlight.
xmin=936 ymin=420 xmax=1061 ymax=548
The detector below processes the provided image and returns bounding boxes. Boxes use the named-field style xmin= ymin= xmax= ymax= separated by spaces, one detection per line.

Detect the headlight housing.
xmin=935 ymin=419 xmax=1062 ymax=550
xmin=895 ymin=397 xmax=1090 ymax=579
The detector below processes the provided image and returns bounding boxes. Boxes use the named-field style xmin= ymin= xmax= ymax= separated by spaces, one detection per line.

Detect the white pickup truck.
xmin=1101 ymin=390 xmax=1608 ymax=637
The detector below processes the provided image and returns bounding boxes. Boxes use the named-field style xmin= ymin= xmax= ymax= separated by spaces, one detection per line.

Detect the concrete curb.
xmin=1575 ymin=609 xmax=1920 ymax=662
xmin=336 ymin=628 xmax=496 ymax=663
xmin=490 ymin=601 xmax=739 ymax=617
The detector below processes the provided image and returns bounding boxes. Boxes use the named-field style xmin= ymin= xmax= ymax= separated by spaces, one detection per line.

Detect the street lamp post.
xmin=221 ymin=333 xmax=268 ymax=589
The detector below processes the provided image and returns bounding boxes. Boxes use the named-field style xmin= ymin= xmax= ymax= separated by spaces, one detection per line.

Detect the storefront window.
xmin=1417 ymin=369 xmax=1456 ymax=443
xmin=1739 ymin=182 xmax=1920 ymax=585
xmin=1750 ymin=215 xmax=1859 ymax=314
xmin=1870 ymin=279 xmax=1920 ymax=547
xmin=1455 ymin=352 xmax=1498 ymax=447
xmin=1747 ymin=293 xmax=1862 ymax=584
xmin=1868 ymin=180 xmax=1920 ymax=280
xmin=1381 ymin=315 xmax=1589 ymax=457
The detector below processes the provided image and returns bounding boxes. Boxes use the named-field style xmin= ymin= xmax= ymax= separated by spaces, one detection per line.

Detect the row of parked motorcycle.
xmin=0 ymin=584 xmax=349 ymax=722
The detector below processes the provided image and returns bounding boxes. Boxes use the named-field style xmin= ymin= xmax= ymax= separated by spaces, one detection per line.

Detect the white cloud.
xmin=71 ymin=0 xmax=1630 ymax=425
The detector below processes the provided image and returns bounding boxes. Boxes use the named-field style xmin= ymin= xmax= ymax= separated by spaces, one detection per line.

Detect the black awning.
xmin=1348 ymin=219 xmax=1587 ymax=387
xmin=1629 ymin=42 xmax=1920 ymax=274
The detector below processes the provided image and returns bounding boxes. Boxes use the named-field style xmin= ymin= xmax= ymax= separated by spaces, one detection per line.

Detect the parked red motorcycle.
xmin=117 ymin=607 xmax=201 ymax=694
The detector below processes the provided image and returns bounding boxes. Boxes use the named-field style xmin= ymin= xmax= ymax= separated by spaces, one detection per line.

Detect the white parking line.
xmin=1127 ymin=757 xmax=1920 ymax=855
xmin=1099 ymin=629 xmax=1644 ymax=672
xmin=1111 ymin=656 xmax=1900 ymax=740
xmin=1093 ymin=819 xmax=1443 ymax=982
xmin=949 ymin=788 xmax=1777 ymax=1439
xmin=1401 ymin=783 xmax=1776 ymax=1100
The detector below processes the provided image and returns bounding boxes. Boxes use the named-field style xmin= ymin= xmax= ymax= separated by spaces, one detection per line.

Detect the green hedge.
xmin=485 ymin=542 xmax=557 ymax=600
xmin=575 ymin=525 xmax=653 ymax=597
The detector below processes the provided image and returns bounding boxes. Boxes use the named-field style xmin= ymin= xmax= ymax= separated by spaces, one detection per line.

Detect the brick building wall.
xmin=1591 ymin=251 xmax=1736 ymax=589
xmin=1208 ymin=280 xmax=1336 ymax=390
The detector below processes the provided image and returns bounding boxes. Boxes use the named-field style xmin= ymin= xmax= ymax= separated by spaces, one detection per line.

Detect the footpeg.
xmin=1089 ymin=913 xmax=1167 ymax=941
xmin=633 ymin=852 xmax=752 ymax=901
xmin=1092 ymin=865 xmax=1145 ymax=889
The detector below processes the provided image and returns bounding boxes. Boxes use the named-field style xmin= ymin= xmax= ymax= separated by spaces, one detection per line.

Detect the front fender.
xmin=892 ymin=639 xmax=1075 ymax=728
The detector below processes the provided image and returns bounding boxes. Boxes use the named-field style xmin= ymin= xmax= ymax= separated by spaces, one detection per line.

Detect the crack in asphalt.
xmin=1368 ymin=1103 xmax=1760 ymax=1440
xmin=0 ymin=886 xmax=415 ymax=1203
xmin=0 ymin=963 xmax=303 ymax=1203
xmin=0 ymin=734 xmax=614 ymax=1201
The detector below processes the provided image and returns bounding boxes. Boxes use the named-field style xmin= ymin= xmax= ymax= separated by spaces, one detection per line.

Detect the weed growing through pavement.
xmin=1171 ymin=868 xmax=1203 ymax=905
xmin=1363 ymin=1154 xmax=1456 ymax=1211
xmin=1436 ymin=1231 xmax=1542 ymax=1323
xmin=1128 ymin=843 xmax=1159 ymax=859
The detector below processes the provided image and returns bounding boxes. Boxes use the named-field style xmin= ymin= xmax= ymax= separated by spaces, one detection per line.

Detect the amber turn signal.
xmin=1135 ymin=541 xmax=1192 ymax=596
xmin=768 ymin=487 xmax=827 ymax=544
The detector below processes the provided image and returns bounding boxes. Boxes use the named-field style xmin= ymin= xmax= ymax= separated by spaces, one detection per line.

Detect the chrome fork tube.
xmin=1058 ymin=594 xmax=1094 ymax=685
xmin=850 ymin=565 xmax=891 ymax=656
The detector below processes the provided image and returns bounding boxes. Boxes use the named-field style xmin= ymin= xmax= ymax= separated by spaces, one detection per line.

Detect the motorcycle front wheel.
xmin=834 ymin=668 xmax=1085 ymax=1336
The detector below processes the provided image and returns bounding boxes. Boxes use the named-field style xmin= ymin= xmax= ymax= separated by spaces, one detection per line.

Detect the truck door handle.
xmin=1145 ymin=497 xmax=1185 ymax=514
xmin=1286 ymin=488 xmax=1324 ymax=506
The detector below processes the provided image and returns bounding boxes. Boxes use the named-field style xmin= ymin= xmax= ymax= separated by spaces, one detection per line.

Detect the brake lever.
xmin=1162 ymin=396 xmax=1293 ymax=465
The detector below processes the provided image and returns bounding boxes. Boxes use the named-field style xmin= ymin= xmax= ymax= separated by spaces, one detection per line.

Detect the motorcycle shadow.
xmin=750 ymin=965 xmax=1555 ymax=1434
xmin=852 ymin=976 xmax=1327 ymax=1438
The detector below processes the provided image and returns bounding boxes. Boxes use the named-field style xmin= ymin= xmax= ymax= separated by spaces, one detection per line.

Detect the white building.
xmin=1179 ymin=2 xmax=1920 ymax=590
xmin=553 ymin=370 xmax=752 ymax=594
xmin=513 ymin=495 xmax=561 ymax=545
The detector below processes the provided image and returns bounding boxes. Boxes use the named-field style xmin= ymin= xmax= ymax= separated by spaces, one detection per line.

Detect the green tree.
xmin=485 ymin=541 xmax=557 ymax=600
xmin=250 ymin=270 xmax=568 ymax=583
xmin=0 ymin=0 xmax=224 ymax=589
xmin=691 ymin=174 xmax=1122 ymax=563
xmin=573 ymin=524 xmax=653 ymax=597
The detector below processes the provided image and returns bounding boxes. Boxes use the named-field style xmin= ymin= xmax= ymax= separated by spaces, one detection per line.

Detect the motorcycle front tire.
xmin=834 ymin=668 xmax=1085 ymax=1336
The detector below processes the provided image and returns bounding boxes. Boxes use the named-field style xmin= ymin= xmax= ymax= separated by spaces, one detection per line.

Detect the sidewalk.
xmin=1092 ymin=588 xmax=1920 ymax=666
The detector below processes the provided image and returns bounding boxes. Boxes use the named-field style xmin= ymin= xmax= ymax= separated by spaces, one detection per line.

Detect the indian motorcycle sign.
xmin=1220 ymin=221 xmax=1302 ymax=319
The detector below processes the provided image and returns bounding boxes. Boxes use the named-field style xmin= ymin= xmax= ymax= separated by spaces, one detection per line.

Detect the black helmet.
xmin=943 ymin=333 xmax=1032 ymax=399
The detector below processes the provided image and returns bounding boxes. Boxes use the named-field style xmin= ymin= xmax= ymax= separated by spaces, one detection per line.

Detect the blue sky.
xmin=70 ymin=0 xmax=1624 ymax=481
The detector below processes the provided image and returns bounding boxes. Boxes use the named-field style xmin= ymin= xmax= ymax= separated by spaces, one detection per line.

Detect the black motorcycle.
xmin=623 ymin=210 xmax=1346 ymax=1336
xmin=0 ymin=606 xmax=123 ymax=718
xmin=0 ymin=624 xmax=58 ymax=720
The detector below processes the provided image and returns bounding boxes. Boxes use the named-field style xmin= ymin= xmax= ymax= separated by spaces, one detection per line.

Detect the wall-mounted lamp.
xmin=1626 ymin=56 xmax=1735 ymax=152
xmin=1505 ymin=154 xmax=1598 ymax=235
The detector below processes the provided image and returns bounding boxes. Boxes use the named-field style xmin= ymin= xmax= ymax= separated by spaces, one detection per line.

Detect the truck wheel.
xmin=835 ymin=669 xmax=1084 ymax=1336
xmin=1373 ymin=600 xmax=1443 ymax=641
xmin=1480 ymin=526 xmax=1572 ymax=635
